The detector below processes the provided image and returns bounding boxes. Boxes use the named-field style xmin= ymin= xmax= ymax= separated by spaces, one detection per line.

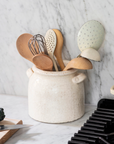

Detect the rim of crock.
xmin=32 ymin=60 xmax=77 ymax=76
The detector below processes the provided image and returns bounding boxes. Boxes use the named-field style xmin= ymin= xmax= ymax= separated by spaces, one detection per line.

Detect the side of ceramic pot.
xmin=110 ymin=85 xmax=114 ymax=95
xmin=26 ymin=65 xmax=86 ymax=123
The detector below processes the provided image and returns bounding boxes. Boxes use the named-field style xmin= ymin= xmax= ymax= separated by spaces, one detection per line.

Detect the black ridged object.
xmin=68 ymin=99 xmax=114 ymax=144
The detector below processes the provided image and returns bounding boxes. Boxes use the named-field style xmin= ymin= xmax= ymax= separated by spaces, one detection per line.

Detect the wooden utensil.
xmin=16 ymin=33 xmax=33 ymax=61
xmin=16 ymin=33 xmax=53 ymax=71
xmin=0 ymin=118 xmax=22 ymax=144
xmin=53 ymin=29 xmax=65 ymax=71
xmin=63 ymin=57 xmax=93 ymax=71
xmin=45 ymin=29 xmax=58 ymax=71
xmin=32 ymin=53 xmax=53 ymax=71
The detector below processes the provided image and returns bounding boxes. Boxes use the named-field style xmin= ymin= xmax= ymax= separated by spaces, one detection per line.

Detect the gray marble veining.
xmin=0 ymin=0 xmax=114 ymax=104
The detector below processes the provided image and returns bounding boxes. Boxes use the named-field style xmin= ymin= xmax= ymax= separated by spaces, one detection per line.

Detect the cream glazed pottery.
xmin=77 ymin=20 xmax=105 ymax=52
xmin=110 ymin=85 xmax=114 ymax=95
xmin=80 ymin=48 xmax=101 ymax=61
xmin=26 ymin=60 xmax=86 ymax=123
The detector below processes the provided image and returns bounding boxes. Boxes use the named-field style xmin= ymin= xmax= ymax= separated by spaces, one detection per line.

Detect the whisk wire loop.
xmin=28 ymin=34 xmax=47 ymax=55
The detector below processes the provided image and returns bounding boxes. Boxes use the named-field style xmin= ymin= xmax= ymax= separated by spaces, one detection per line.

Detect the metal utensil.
xmin=28 ymin=34 xmax=47 ymax=55
xmin=0 ymin=124 xmax=32 ymax=131
xmin=77 ymin=20 xmax=105 ymax=52
xmin=45 ymin=29 xmax=58 ymax=71
xmin=28 ymin=34 xmax=53 ymax=71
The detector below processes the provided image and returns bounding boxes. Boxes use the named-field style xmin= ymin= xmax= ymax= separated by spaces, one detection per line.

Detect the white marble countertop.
xmin=0 ymin=94 xmax=96 ymax=144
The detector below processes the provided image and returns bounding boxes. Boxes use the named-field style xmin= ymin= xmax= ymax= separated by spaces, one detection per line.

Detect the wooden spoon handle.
xmin=63 ymin=66 xmax=69 ymax=71
xmin=49 ymin=54 xmax=58 ymax=71
xmin=55 ymin=54 xmax=65 ymax=70
xmin=53 ymin=29 xmax=65 ymax=71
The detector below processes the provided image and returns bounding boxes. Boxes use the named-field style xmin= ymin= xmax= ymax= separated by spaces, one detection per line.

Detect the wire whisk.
xmin=28 ymin=34 xmax=47 ymax=55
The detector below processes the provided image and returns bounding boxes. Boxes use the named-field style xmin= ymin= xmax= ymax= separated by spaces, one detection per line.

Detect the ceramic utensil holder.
xmin=26 ymin=60 xmax=86 ymax=123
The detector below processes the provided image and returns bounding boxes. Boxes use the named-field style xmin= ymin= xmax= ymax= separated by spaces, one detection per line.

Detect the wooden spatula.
xmin=53 ymin=29 xmax=65 ymax=71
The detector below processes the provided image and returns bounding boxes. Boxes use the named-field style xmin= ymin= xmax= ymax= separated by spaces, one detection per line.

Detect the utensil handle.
xmin=49 ymin=54 xmax=58 ymax=71
xmin=72 ymin=73 xmax=86 ymax=84
xmin=55 ymin=55 xmax=65 ymax=71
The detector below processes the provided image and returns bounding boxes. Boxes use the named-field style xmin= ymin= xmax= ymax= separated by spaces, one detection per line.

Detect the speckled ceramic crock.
xmin=26 ymin=60 xmax=86 ymax=123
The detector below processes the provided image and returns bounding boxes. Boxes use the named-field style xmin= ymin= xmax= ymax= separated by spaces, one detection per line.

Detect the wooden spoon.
xmin=63 ymin=57 xmax=93 ymax=71
xmin=32 ymin=53 xmax=53 ymax=71
xmin=16 ymin=33 xmax=33 ymax=61
xmin=53 ymin=29 xmax=65 ymax=71
xmin=16 ymin=33 xmax=53 ymax=71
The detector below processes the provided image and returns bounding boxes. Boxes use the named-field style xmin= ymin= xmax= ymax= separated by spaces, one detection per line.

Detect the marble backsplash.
xmin=0 ymin=0 xmax=114 ymax=105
